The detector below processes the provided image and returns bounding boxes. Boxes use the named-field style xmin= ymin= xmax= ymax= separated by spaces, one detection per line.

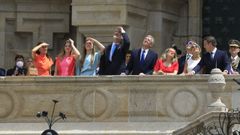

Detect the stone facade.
xmin=0 ymin=75 xmax=238 ymax=134
xmin=0 ymin=0 xmax=201 ymax=69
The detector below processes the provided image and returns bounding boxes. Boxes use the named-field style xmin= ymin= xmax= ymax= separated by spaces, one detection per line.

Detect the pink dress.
xmin=55 ymin=56 xmax=75 ymax=76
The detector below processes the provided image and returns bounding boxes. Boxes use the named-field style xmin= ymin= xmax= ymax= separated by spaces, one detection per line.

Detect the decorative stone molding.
xmin=15 ymin=0 xmax=70 ymax=47
xmin=0 ymin=75 xmax=238 ymax=134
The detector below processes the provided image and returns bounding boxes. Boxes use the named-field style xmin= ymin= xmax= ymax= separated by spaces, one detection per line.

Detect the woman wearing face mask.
xmin=32 ymin=42 xmax=53 ymax=76
xmin=7 ymin=54 xmax=27 ymax=76
xmin=54 ymin=39 xmax=80 ymax=76
xmin=78 ymin=37 xmax=105 ymax=76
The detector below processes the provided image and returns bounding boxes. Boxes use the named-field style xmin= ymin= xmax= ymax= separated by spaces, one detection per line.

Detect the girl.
xmin=54 ymin=39 xmax=80 ymax=76
xmin=79 ymin=37 xmax=105 ymax=76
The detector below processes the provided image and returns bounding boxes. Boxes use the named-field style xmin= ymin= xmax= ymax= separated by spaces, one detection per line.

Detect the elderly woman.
xmin=182 ymin=41 xmax=201 ymax=75
xmin=153 ymin=48 xmax=179 ymax=75
xmin=32 ymin=42 xmax=53 ymax=76
xmin=54 ymin=39 xmax=80 ymax=76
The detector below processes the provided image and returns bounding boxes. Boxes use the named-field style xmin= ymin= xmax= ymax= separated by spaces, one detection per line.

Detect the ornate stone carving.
xmin=74 ymin=88 xmax=118 ymax=121
xmin=166 ymin=87 xmax=205 ymax=120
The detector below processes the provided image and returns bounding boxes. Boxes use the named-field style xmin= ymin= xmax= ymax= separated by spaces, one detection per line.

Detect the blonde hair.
xmin=79 ymin=39 xmax=95 ymax=69
xmin=160 ymin=48 xmax=178 ymax=62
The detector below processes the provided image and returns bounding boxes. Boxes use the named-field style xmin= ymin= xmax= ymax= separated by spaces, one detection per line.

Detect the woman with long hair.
xmin=26 ymin=57 xmax=38 ymax=76
xmin=54 ymin=39 xmax=80 ymax=76
xmin=79 ymin=37 xmax=105 ymax=76
xmin=32 ymin=42 xmax=53 ymax=76
xmin=153 ymin=48 xmax=179 ymax=75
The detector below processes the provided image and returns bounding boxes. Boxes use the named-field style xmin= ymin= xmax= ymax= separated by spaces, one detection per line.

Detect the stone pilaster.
xmin=15 ymin=0 xmax=70 ymax=48
xmin=0 ymin=0 xmax=15 ymax=68
xmin=148 ymin=0 xmax=189 ymax=54
xmin=188 ymin=0 xmax=202 ymax=43
xmin=71 ymin=0 xmax=148 ymax=50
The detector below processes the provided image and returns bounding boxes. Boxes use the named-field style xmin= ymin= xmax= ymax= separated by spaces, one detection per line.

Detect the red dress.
xmin=154 ymin=59 xmax=179 ymax=73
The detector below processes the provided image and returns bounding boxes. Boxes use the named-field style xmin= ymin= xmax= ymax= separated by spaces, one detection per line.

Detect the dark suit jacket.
xmin=193 ymin=49 xmax=230 ymax=74
xmin=177 ymin=54 xmax=186 ymax=74
xmin=99 ymin=33 xmax=130 ymax=75
xmin=127 ymin=48 xmax=158 ymax=75
xmin=0 ymin=68 xmax=5 ymax=76
xmin=6 ymin=66 xmax=27 ymax=76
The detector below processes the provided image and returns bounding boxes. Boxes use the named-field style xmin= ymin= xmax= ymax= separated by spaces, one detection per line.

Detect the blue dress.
xmin=78 ymin=52 xmax=101 ymax=76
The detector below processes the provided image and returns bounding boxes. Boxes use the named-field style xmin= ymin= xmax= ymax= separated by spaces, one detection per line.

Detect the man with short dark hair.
xmin=99 ymin=26 xmax=130 ymax=75
xmin=7 ymin=54 xmax=27 ymax=76
xmin=191 ymin=36 xmax=230 ymax=74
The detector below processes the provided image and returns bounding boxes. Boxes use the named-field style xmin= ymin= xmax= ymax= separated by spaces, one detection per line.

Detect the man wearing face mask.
xmin=99 ymin=26 xmax=130 ymax=75
xmin=7 ymin=54 xmax=27 ymax=76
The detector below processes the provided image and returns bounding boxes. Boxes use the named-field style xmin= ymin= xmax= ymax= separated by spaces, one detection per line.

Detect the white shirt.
xmin=210 ymin=47 xmax=217 ymax=59
xmin=187 ymin=57 xmax=201 ymax=73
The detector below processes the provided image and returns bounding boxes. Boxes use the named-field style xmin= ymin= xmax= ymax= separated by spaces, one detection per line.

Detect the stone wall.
xmin=0 ymin=75 xmax=238 ymax=134
xmin=0 ymin=0 xmax=70 ymax=68
xmin=0 ymin=0 xmax=202 ymax=69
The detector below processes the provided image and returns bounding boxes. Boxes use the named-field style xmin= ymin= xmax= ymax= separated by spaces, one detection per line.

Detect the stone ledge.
xmin=0 ymin=122 xmax=187 ymax=135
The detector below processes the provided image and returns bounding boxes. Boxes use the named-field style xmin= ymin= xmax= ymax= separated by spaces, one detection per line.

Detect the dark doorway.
xmin=203 ymin=0 xmax=240 ymax=51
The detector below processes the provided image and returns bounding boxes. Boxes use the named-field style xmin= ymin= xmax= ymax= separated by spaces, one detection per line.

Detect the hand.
xmin=86 ymin=37 xmax=95 ymax=43
xmin=120 ymin=73 xmax=126 ymax=76
xmin=40 ymin=42 xmax=49 ymax=47
xmin=120 ymin=27 xmax=125 ymax=33
xmin=139 ymin=73 xmax=145 ymax=76
xmin=69 ymin=38 xmax=74 ymax=45
xmin=222 ymin=70 xmax=228 ymax=75
xmin=186 ymin=71 xmax=195 ymax=76
xmin=13 ymin=68 xmax=18 ymax=76
xmin=158 ymin=70 xmax=164 ymax=75
xmin=232 ymin=71 xmax=239 ymax=75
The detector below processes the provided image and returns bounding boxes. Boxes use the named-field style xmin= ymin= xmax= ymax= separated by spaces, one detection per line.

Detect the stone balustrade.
xmin=0 ymin=75 xmax=238 ymax=134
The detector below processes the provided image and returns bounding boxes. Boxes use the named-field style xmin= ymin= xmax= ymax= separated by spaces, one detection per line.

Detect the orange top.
xmin=34 ymin=54 xmax=53 ymax=76
xmin=55 ymin=56 xmax=76 ymax=76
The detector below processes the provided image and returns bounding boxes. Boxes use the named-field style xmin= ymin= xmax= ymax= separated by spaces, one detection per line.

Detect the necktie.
xmin=140 ymin=50 xmax=145 ymax=65
xmin=210 ymin=52 xmax=214 ymax=60
xmin=109 ymin=44 xmax=116 ymax=61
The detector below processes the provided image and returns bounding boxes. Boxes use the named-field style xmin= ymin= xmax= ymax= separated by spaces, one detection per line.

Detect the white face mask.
xmin=16 ymin=61 xmax=24 ymax=68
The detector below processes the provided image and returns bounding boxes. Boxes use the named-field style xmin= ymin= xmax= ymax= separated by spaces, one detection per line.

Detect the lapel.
xmin=113 ymin=44 xmax=119 ymax=56
xmin=213 ymin=50 xmax=218 ymax=60
xmin=105 ymin=44 xmax=112 ymax=60
xmin=205 ymin=52 xmax=213 ymax=65
xmin=144 ymin=50 xmax=152 ymax=65
xmin=137 ymin=49 xmax=141 ymax=63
